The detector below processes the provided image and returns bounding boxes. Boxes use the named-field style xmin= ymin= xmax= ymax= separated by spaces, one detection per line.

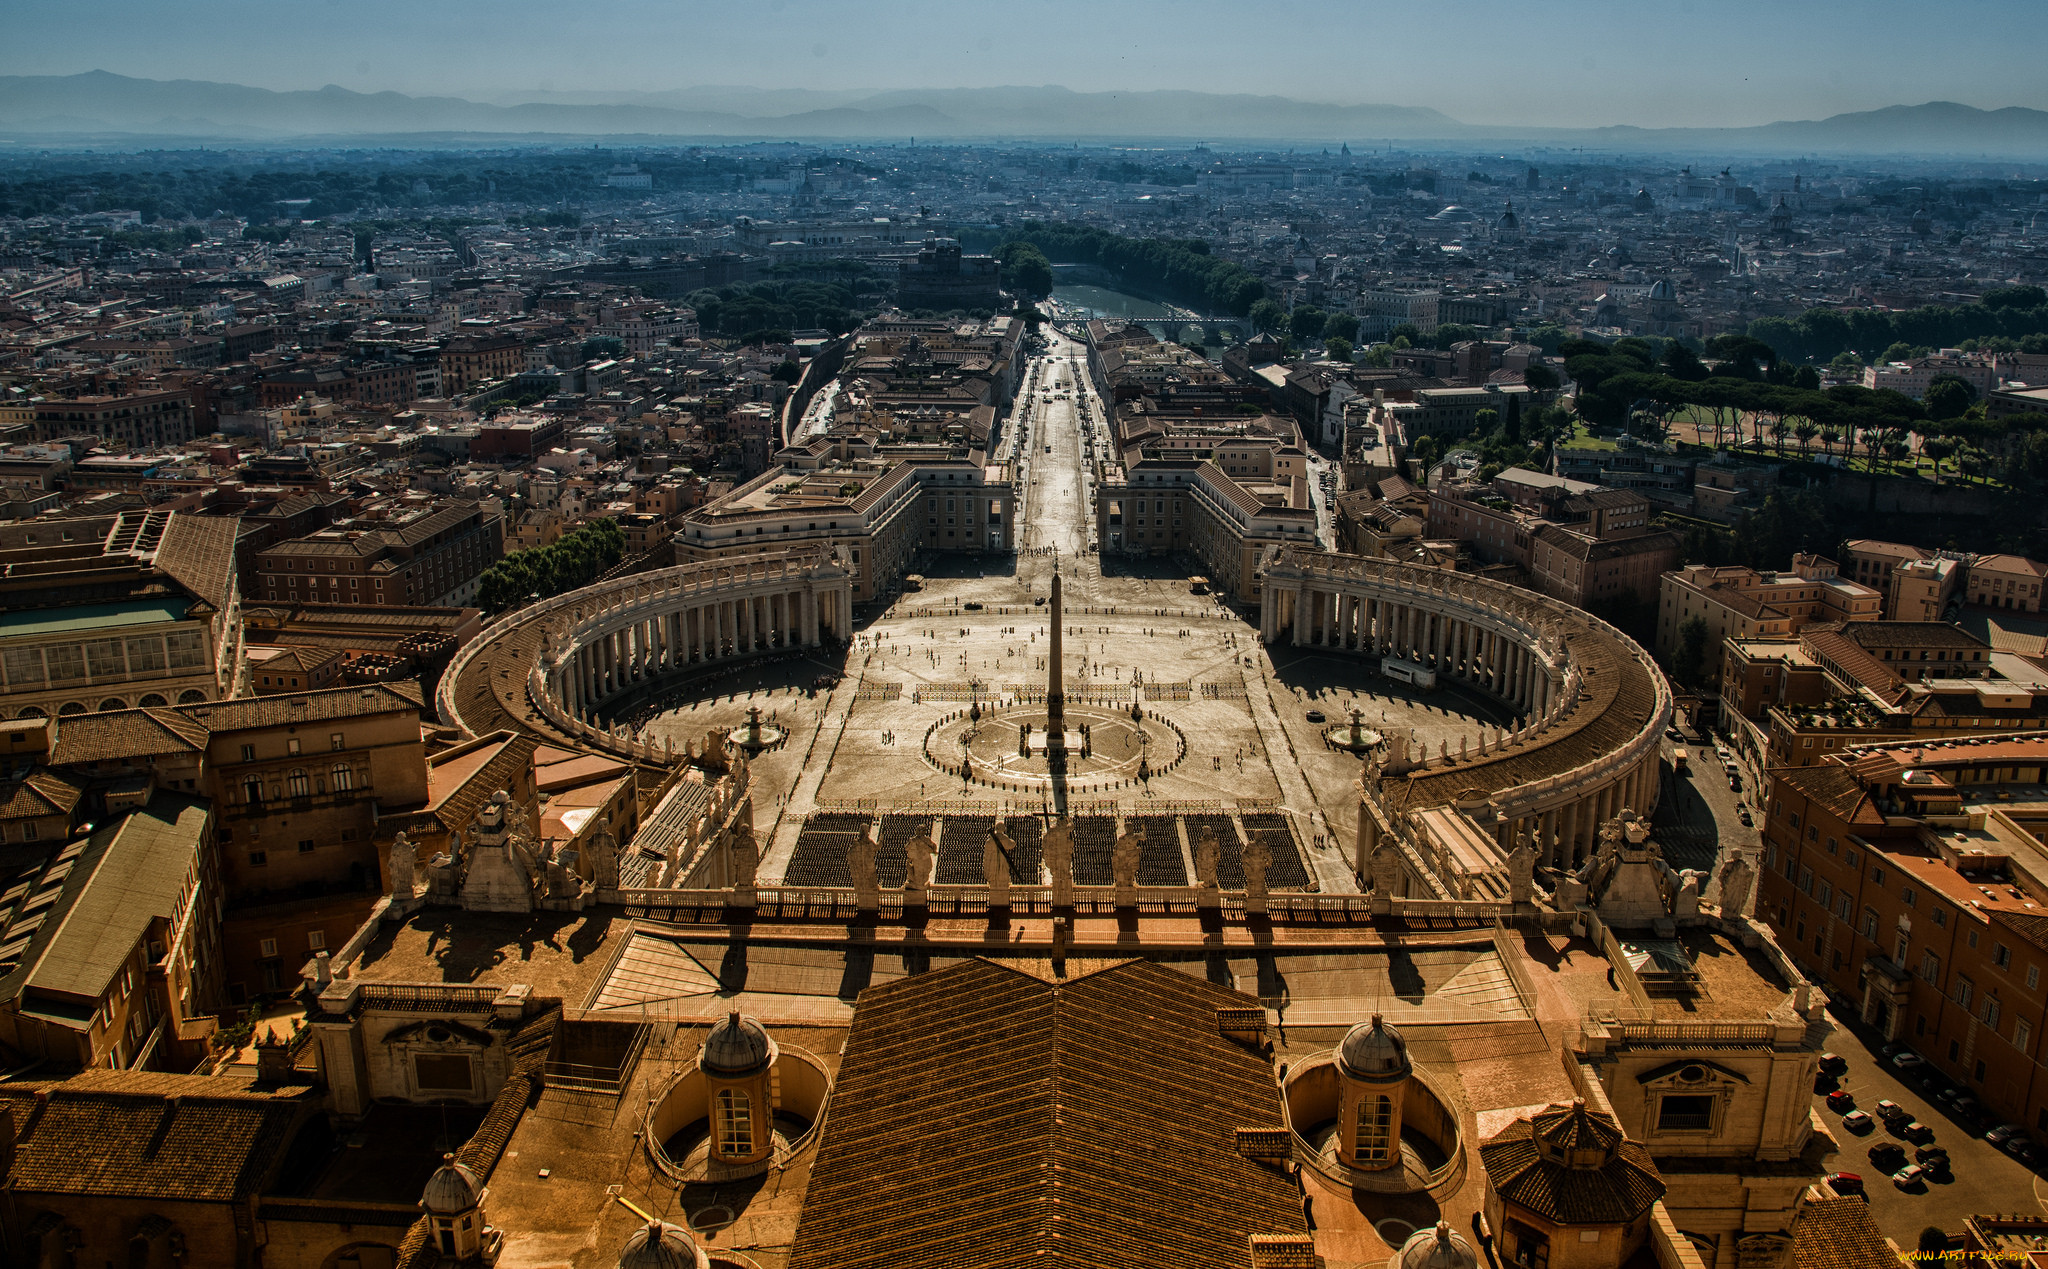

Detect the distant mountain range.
xmin=1 ymin=72 xmax=2045 ymax=157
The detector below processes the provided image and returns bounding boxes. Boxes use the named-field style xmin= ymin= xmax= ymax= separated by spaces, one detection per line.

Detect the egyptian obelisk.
xmin=1046 ymin=572 xmax=1065 ymax=742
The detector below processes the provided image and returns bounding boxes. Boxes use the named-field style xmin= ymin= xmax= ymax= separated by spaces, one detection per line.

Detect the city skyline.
xmin=3 ymin=0 xmax=2046 ymax=133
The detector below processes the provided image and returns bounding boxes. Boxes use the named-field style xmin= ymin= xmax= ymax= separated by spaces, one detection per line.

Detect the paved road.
xmin=1650 ymin=730 xmax=1759 ymax=878
xmin=1016 ymin=333 xmax=1096 ymax=562
xmin=1815 ymin=1003 xmax=2046 ymax=1243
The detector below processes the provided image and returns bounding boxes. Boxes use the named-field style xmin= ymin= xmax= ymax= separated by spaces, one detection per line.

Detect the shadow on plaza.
xmin=1262 ymin=651 xmax=1519 ymax=730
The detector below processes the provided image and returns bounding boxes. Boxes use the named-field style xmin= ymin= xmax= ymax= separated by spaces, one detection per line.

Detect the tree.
xmin=1792 ymin=365 xmax=1821 ymax=390
xmin=1522 ymin=361 xmax=1559 ymax=401
xmin=1674 ymin=617 xmax=1712 ymax=689
xmin=770 ymin=360 xmax=801 ymax=384
xmin=579 ymin=336 xmax=624 ymax=363
xmin=1249 ymin=298 xmax=1286 ymax=334
xmin=1289 ymin=305 xmax=1327 ymax=341
xmin=1323 ymin=312 xmax=1360 ymax=344
xmin=1922 ymin=436 xmax=1955 ymax=481
xmin=1661 ymin=342 xmax=1709 ymax=381
xmin=1925 ymin=374 xmax=1977 ymax=423
xmin=1828 ymin=350 xmax=1865 ymax=373
xmin=1475 ymin=409 xmax=1499 ymax=435
xmin=1325 ymin=337 xmax=1353 ymax=363
xmin=996 ymin=241 xmax=1053 ymax=299
xmin=1504 ymin=394 xmax=1523 ymax=443
xmin=1363 ymin=343 xmax=1394 ymax=368
xmin=1388 ymin=322 xmax=1422 ymax=347
xmin=1917 ymin=1227 xmax=1948 ymax=1256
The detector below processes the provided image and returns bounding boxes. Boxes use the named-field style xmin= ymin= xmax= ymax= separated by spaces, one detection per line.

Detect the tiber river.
xmin=1049 ymin=284 xmax=1182 ymax=321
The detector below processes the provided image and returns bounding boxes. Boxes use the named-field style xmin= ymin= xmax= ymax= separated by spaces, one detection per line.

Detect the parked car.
xmin=1986 ymin=1123 xmax=2023 ymax=1144
xmin=1875 ymin=1100 xmax=1908 ymax=1122
xmin=1914 ymin=1145 xmax=1949 ymax=1163
xmin=1903 ymin=1121 xmax=1935 ymax=1144
xmin=2009 ymin=1141 xmax=2038 ymax=1165
xmin=1881 ymin=1042 xmax=1909 ymax=1058
xmin=1868 ymin=1141 xmax=1907 ymax=1168
xmin=1840 ymin=1111 xmax=1876 ymax=1134
xmin=1890 ymin=1051 xmax=1927 ymax=1071
xmin=1826 ymin=1090 xmax=1856 ymax=1113
xmin=1819 ymin=1053 xmax=1848 ymax=1076
xmin=1738 ymin=810 xmax=1754 ymax=826
xmin=1826 ymin=1172 xmax=1864 ymax=1196
xmin=1893 ymin=1164 xmax=1927 ymax=1190
xmin=1953 ymin=1096 xmax=1980 ymax=1119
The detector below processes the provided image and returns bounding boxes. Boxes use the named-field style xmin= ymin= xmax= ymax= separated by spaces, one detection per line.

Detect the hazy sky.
xmin=5 ymin=0 xmax=2043 ymax=130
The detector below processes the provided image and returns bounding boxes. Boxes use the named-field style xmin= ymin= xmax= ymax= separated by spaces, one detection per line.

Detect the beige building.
xmin=1969 ymin=552 xmax=2048 ymax=612
xmin=1655 ymin=556 xmax=1881 ymax=686
xmin=1839 ymin=540 xmax=1965 ymax=621
xmin=676 ymin=458 xmax=1012 ymax=603
xmin=1098 ymin=455 xmax=1319 ymax=604
xmin=47 ymin=683 xmax=431 ymax=1002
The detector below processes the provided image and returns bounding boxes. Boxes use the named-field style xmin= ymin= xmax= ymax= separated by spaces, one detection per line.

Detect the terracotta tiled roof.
xmin=1789 ymin=1195 xmax=1902 ymax=1269
xmin=154 ymin=512 xmax=240 ymax=612
xmin=51 ymin=682 xmax=423 ymax=766
xmin=1773 ymin=762 xmax=1880 ymax=825
xmin=1478 ymin=1101 xmax=1665 ymax=1225
xmin=0 ymin=1075 xmax=307 ymax=1201
xmin=787 ymin=958 xmax=1306 ymax=1269
xmin=1990 ymin=910 xmax=2048 ymax=954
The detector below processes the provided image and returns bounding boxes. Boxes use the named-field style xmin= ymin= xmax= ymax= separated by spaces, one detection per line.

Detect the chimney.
xmin=313 ymin=951 xmax=331 ymax=986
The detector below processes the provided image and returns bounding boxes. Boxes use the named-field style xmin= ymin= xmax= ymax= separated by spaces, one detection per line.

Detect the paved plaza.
xmin=611 ymin=332 xmax=1513 ymax=893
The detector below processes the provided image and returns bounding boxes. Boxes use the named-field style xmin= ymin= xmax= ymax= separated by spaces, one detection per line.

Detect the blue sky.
xmin=3 ymin=0 xmax=2041 ymax=129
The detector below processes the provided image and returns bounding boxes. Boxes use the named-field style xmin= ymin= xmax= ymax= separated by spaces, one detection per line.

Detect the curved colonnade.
xmin=438 ymin=547 xmax=853 ymax=757
xmin=1260 ymin=548 xmax=1671 ymax=873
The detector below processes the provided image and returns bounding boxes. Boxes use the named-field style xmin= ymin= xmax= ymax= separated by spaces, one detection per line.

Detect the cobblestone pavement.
xmin=637 ymin=331 xmax=1508 ymax=887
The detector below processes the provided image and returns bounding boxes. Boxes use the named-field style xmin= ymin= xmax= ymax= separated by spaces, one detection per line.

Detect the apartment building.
xmin=30 ymin=389 xmax=195 ymax=448
xmin=675 ymin=457 xmax=1012 ymax=603
xmin=1655 ymin=556 xmax=1882 ymax=686
xmin=254 ymin=501 xmax=504 ymax=609
xmin=1759 ymin=735 xmax=2048 ymax=1147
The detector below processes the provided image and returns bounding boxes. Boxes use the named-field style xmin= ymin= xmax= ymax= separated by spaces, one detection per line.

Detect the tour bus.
xmin=1381 ymin=657 xmax=1437 ymax=690
xmin=1672 ymin=747 xmax=1689 ymax=775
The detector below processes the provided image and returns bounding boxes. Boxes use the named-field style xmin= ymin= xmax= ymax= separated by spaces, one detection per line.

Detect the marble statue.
xmin=1508 ymin=836 xmax=1536 ymax=905
xmin=387 ymin=832 xmax=415 ymax=902
xmin=545 ymin=845 xmax=582 ymax=900
xmin=984 ymin=825 xmax=1012 ymax=904
xmin=1194 ymin=825 xmax=1221 ymax=891
xmin=589 ymin=824 xmax=620 ymax=892
xmin=1369 ymin=840 xmax=1402 ymax=897
xmin=1111 ymin=828 xmax=1143 ymax=904
xmin=1042 ymin=816 xmax=1074 ymax=907
xmin=1242 ymin=832 xmax=1272 ymax=914
xmin=905 ymin=829 xmax=936 ymax=900
xmin=730 ymin=823 xmax=758 ymax=889
xmin=848 ymin=825 xmax=881 ymax=908
xmin=1714 ymin=851 xmax=1757 ymax=918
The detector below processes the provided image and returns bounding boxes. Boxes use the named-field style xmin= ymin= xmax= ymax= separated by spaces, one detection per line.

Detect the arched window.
xmin=137 ymin=693 xmax=168 ymax=708
xmin=715 ymin=1088 xmax=752 ymax=1156
xmin=1357 ymin=1093 xmax=1393 ymax=1162
xmin=58 ymin=701 xmax=86 ymax=717
xmin=16 ymin=705 xmax=46 ymax=719
xmin=177 ymin=689 xmax=207 ymax=704
xmin=331 ymin=763 xmax=355 ymax=792
xmin=288 ymin=770 xmax=310 ymax=799
xmin=97 ymin=697 xmax=127 ymax=712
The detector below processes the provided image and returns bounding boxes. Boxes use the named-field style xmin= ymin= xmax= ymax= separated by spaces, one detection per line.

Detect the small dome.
xmin=617 ymin=1220 xmax=706 ymax=1269
xmin=1496 ymin=202 xmax=1519 ymax=229
xmin=420 ymin=1154 xmax=482 ymax=1214
xmin=1338 ymin=1013 xmax=1411 ymax=1080
xmin=700 ymin=1010 xmax=773 ymax=1075
xmin=1648 ymin=279 xmax=1675 ymax=302
xmin=1396 ymin=1221 xmax=1479 ymax=1269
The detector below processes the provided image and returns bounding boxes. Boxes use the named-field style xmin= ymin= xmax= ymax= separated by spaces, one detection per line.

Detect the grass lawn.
xmin=1559 ymin=422 xmax=1619 ymax=451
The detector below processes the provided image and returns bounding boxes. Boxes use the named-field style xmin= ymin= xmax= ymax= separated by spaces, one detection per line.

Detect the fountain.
xmin=1325 ymin=706 xmax=1384 ymax=756
xmin=727 ymin=705 xmax=786 ymax=754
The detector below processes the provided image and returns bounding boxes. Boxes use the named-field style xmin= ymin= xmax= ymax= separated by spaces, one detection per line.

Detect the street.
xmin=1814 ymin=1005 xmax=2046 ymax=1242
